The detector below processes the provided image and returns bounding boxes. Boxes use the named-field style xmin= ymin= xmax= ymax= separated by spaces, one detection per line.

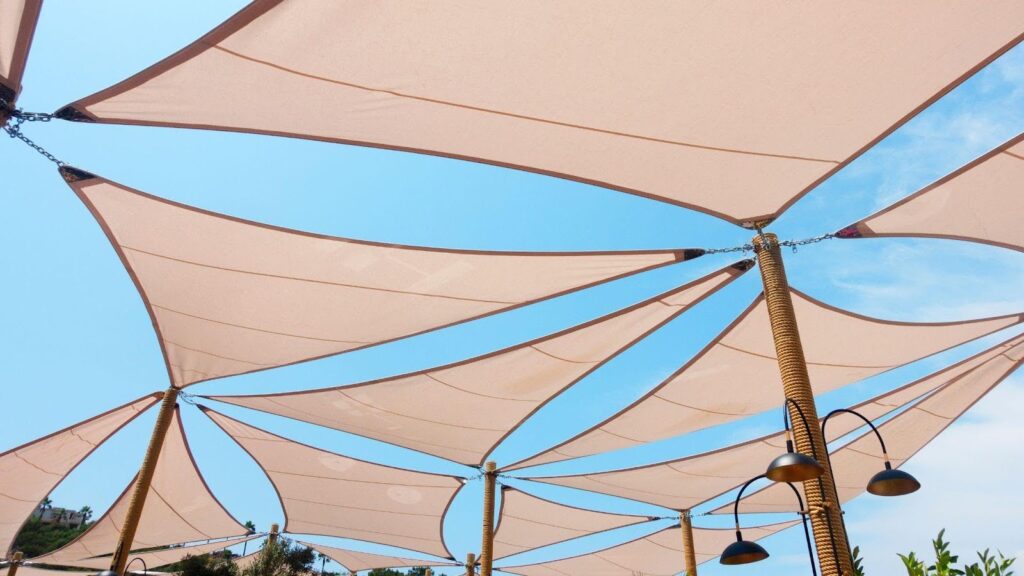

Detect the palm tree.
xmin=78 ymin=506 xmax=93 ymax=522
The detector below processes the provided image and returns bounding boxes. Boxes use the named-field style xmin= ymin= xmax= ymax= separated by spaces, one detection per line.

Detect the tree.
xmin=240 ymin=537 xmax=317 ymax=576
xmin=244 ymin=521 xmax=257 ymax=534
xmin=175 ymin=552 xmax=239 ymax=576
xmin=79 ymin=506 xmax=93 ymax=522
xmin=12 ymin=517 xmax=90 ymax=557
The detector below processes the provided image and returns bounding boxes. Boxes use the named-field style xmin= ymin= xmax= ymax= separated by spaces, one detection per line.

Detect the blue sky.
xmin=2 ymin=3 xmax=1023 ymax=575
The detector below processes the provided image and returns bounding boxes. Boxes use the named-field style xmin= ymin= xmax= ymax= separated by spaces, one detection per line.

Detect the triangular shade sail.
xmin=206 ymin=262 xmax=748 ymax=465
xmin=56 ymin=3 xmax=1024 ymax=224
xmin=60 ymin=166 xmax=685 ymax=387
xmin=498 ymin=521 xmax=797 ymax=575
xmin=492 ymin=486 xmax=651 ymax=560
xmin=510 ymin=292 xmax=1021 ymax=469
xmin=17 ymin=568 xmax=171 ymax=576
xmin=50 ymin=535 xmax=257 ymax=570
xmin=36 ymin=408 xmax=246 ymax=564
xmin=0 ymin=0 xmax=41 ymax=100
xmin=716 ymin=333 xmax=1024 ymax=514
xmin=202 ymin=407 xmax=462 ymax=559
xmin=298 ymin=541 xmax=456 ymax=573
xmin=531 ymin=334 xmax=1024 ymax=511
xmin=1 ymin=393 xmax=160 ymax=558
xmin=840 ymin=133 xmax=1024 ymax=253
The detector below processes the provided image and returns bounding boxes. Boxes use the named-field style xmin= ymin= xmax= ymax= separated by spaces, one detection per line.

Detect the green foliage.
xmin=241 ymin=537 xmax=318 ymax=576
xmin=12 ymin=517 xmax=90 ymax=557
xmin=174 ymin=551 xmax=240 ymax=576
xmin=364 ymin=569 xmax=431 ymax=576
xmin=853 ymin=545 xmax=866 ymax=576
xmin=900 ymin=530 xmax=1016 ymax=576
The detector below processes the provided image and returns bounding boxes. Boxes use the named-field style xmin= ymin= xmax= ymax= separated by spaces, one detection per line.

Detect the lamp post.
xmin=821 ymin=409 xmax=920 ymax=497
xmin=720 ymin=475 xmax=818 ymax=576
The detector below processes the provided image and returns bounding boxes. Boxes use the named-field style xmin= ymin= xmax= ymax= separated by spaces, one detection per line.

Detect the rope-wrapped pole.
xmin=753 ymin=232 xmax=854 ymax=576
xmin=6 ymin=551 xmax=22 ymax=576
xmin=680 ymin=510 xmax=697 ymax=576
xmin=480 ymin=462 xmax=497 ymax=576
xmin=109 ymin=387 xmax=180 ymax=576
xmin=269 ymin=523 xmax=279 ymax=545
xmin=466 ymin=553 xmax=477 ymax=576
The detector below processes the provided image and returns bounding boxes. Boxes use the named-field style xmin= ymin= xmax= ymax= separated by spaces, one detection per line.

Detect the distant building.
xmin=32 ymin=507 xmax=87 ymax=529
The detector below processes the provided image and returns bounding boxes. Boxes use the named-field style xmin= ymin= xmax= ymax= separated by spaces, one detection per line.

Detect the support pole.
xmin=6 ymin=552 xmax=22 ymax=576
xmin=480 ymin=462 xmax=497 ymax=576
xmin=753 ymin=232 xmax=854 ymax=576
xmin=466 ymin=553 xmax=477 ymax=576
xmin=109 ymin=387 xmax=180 ymax=576
xmin=269 ymin=523 xmax=279 ymax=545
xmin=680 ymin=511 xmax=697 ymax=576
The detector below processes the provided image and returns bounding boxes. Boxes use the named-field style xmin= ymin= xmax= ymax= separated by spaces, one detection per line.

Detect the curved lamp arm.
xmin=732 ymin=474 xmax=767 ymax=539
xmin=126 ymin=557 xmax=148 ymax=576
xmin=729 ymin=475 xmax=818 ymax=576
xmin=782 ymin=398 xmax=820 ymax=459
xmin=822 ymin=408 xmax=891 ymax=468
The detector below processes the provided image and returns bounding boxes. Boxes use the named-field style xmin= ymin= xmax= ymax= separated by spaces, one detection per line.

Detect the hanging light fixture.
xmin=821 ymin=408 xmax=921 ymax=497
xmin=766 ymin=399 xmax=824 ymax=483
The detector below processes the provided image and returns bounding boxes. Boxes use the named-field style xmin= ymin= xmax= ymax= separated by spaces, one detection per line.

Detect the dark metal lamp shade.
xmin=720 ymin=539 xmax=770 ymax=565
xmin=765 ymin=450 xmax=824 ymax=483
xmin=867 ymin=465 xmax=921 ymax=497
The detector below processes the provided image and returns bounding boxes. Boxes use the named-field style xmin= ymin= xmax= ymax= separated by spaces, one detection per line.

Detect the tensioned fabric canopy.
xmin=491 ymin=486 xmax=652 ymax=560
xmin=202 ymin=407 xmax=462 ymax=559
xmin=16 ymin=567 xmax=171 ymax=576
xmin=0 ymin=393 xmax=160 ymax=558
xmin=509 ymin=292 xmax=1022 ymax=469
xmin=530 ymin=333 xmax=1024 ymax=511
xmin=51 ymin=535 xmax=258 ymax=570
xmin=59 ymin=166 xmax=685 ymax=388
xmin=0 ymin=0 xmax=41 ymax=100
xmin=206 ymin=262 xmax=749 ymax=465
xmin=298 ymin=540 xmax=456 ymax=573
xmin=720 ymin=332 xmax=1024 ymax=515
xmin=55 ymin=2 xmax=1024 ymax=224
xmin=498 ymin=521 xmax=797 ymax=576
xmin=36 ymin=408 xmax=247 ymax=565
xmin=840 ymin=132 xmax=1024 ymax=253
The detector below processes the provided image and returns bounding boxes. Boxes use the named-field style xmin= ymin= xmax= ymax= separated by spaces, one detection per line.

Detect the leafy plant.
xmin=853 ymin=545 xmax=866 ymax=576
xmin=899 ymin=530 xmax=1015 ymax=576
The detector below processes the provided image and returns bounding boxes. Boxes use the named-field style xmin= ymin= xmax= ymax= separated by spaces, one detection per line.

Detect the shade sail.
xmin=717 ymin=333 xmax=1024 ymax=514
xmin=17 ymin=568 xmax=171 ymax=576
xmin=0 ymin=0 xmax=41 ymax=100
xmin=531 ymin=333 xmax=1024 ymax=510
xmin=56 ymin=3 xmax=1024 ymax=224
xmin=492 ymin=486 xmax=651 ymax=560
xmin=51 ymin=535 xmax=257 ymax=570
xmin=840 ymin=133 xmax=1024 ymax=253
xmin=499 ymin=521 xmax=797 ymax=575
xmin=206 ymin=262 xmax=749 ymax=465
xmin=510 ymin=291 xmax=1021 ymax=469
xmin=298 ymin=541 xmax=455 ymax=573
xmin=1 ymin=393 xmax=160 ymax=558
xmin=59 ymin=166 xmax=685 ymax=387
xmin=36 ymin=408 xmax=246 ymax=564
xmin=232 ymin=551 xmax=258 ymax=571
xmin=202 ymin=407 xmax=461 ymax=559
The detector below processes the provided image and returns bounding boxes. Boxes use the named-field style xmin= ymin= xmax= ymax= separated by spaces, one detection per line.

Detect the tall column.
xmin=269 ymin=523 xmax=279 ymax=545
xmin=479 ymin=462 xmax=497 ymax=576
xmin=6 ymin=552 xmax=22 ymax=576
xmin=466 ymin=553 xmax=477 ymax=576
xmin=753 ymin=232 xmax=853 ymax=576
xmin=680 ymin=510 xmax=697 ymax=576
xmin=109 ymin=387 xmax=180 ymax=575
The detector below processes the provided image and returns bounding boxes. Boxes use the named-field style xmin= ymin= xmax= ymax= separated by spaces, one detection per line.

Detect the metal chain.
xmin=704 ymin=232 xmax=835 ymax=256
xmin=2 ymin=98 xmax=65 ymax=166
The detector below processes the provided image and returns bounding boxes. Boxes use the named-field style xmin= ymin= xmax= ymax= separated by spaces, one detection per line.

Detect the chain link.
xmin=2 ymin=98 xmax=65 ymax=166
xmin=704 ymin=232 xmax=835 ymax=256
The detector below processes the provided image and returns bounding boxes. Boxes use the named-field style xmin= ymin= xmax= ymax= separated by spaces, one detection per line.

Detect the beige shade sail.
xmin=202 ymin=407 xmax=462 ymax=559
xmin=206 ymin=262 xmax=749 ymax=465
xmin=717 ymin=333 xmax=1024 ymax=515
xmin=298 ymin=541 xmax=456 ymax=573
xmin=499 ymin=520 xmax=797 ymax=575
xmin=492 ymin=486 xmax=652 ymax=560
xmin=36 ymin=408 xmax=247 ymax=565
xmin=59 ymin=166 xmax=686 ymax=388
xmin=16 ymin=567 xmax=171 ymax=576
xmin=56 ymin=3 xmax=1024 ymax=224
xmin=509 ymin=291 xmax=1022 ymax=469
xmin=0 ymin=0 xmax=41 ymax=99
xmin=841 ymin=133 xmax=1024 ymax=253
xmin=232 ymin=551 xmax=258 ymax=571
xmin=532 ymin=333 xmax=1024 ymax=510
xmin=1 ymin=393 xmax=160 ymax=558
xmin=51 ymin=534 xmax=257 ymax=570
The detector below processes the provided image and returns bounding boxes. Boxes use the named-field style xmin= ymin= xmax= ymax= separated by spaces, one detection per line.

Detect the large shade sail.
xmin=1 ymin=393 xmax=159 ymax=558
xmin=498 ymin=521 xmax=797 ymax=575
xmin=530 ymin=333 xmax=1024 ymax=510
xmin=840 ymin=133 xmax=1024 ymax=253
xmin=35 ymin=408 xmax=247 ymax=565
xmin=509 ymin=292 xmax=1021 ymax=469
xmin=0 ymin=0 xmax=42 ymax=100
xmin=60 ymin=166 xmax=685 ymax=387
xmin=298 ymin=541 xmax=456 ymax=573
xmin=202 ymin=407 xmax=462 ymax=559
xmin=720 ymin=332 xmax=1024 ymax=515
xmin=55 ymin=2 xmax=1024 ymax=224
xmin=492 ymin=486 xmax=651 ymax=560
xmin=206 ymin=262 xmax=749 ymax=465
xmin=50 ymin=535 xmax=258 ymax=570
